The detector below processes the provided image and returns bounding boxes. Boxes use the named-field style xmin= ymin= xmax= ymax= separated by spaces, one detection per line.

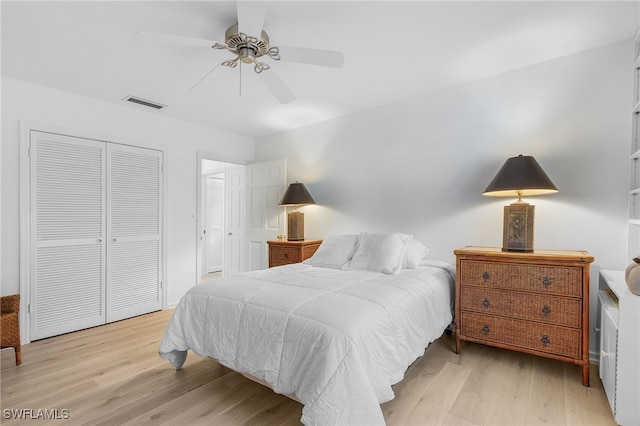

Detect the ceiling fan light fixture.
xmin=239 ymin=46 xmax=256 ymax=64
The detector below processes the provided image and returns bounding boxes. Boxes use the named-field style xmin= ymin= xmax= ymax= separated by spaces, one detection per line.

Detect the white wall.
xmin=256 ymin=41 xmax=632 ymax=357
xmin=1 ymin=77 xmax=254 ymax=307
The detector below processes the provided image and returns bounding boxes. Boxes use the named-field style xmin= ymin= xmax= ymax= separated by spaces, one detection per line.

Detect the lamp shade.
xmin=483 ymin=154 xmax=558 ymax=198
xmin=279 ymin=182 xmax=316 ymax=206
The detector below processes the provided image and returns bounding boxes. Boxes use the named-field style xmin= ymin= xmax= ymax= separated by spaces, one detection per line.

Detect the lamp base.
xmin=502 ymin=202 xmax=534 ymax=252
xmin=287 ymin=211 xmax=304 ymax=241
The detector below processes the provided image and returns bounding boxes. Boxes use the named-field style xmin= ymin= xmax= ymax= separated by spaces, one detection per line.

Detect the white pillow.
xmin=303 ymin=234 xmax=358 ymax=269
xmin=343 ymin=232 xmax=412 ymax=275
xmin=403 ymin=240 xmax=429 ymax=269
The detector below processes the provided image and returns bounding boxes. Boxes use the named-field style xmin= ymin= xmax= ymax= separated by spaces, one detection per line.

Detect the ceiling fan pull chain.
xmin=188 ymin=63 xmax=222 ymax=92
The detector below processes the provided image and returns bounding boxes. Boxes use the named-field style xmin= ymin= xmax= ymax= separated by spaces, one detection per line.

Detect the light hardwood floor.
xmin=1 ymin=309 xmax=615 ymax=425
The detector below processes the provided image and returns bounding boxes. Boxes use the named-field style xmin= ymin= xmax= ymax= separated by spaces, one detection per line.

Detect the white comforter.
xmin=159 ymin=262 xmax=454 ymax=425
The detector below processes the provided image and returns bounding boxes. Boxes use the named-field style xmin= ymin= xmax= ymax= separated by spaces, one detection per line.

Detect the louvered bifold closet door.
xmin=106 ymin=144 xmax=163 ymax=322
xmin=30 ymin=132 xmax=107 ymax=340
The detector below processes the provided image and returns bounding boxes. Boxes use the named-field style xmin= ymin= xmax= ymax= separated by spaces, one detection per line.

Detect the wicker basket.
xmin=1 ymin=294 xmax=22 ymax=365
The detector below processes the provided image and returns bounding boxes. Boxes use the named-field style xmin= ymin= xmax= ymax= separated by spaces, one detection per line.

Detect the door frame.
xmin=195 ymin=151 xmax=247 ymax=283
xmin=19 ymin=120 xmax=168 ymax=344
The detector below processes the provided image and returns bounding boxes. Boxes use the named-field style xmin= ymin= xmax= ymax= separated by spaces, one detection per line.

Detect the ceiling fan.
xmin=138 ymin=1 xmax=344 ymax=104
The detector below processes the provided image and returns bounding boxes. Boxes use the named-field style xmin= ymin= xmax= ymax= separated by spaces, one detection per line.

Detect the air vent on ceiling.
xmin=124 ymin=96 xmax=166 ymax=110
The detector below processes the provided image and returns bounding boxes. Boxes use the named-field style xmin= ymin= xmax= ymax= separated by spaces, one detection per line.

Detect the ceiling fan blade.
xmin=259 ymin=70 xmax=296 ymax=104
xmin=135 ymin=32 xmax=221 ymax=49
xmin=277 ymin=46 xmax=344 ymax=68
xmin=237 ymin=1 xmax=267 ymax=37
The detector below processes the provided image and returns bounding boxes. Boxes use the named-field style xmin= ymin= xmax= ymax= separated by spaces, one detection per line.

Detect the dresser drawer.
xmin=460 ymin=287 xmax=582 ymax=328
xmin=270 ymin=246 xmax=302 ymax=263
xmin=460 ymin=311 xmax=581 ymax=359
xmin=459 ymin=260 xmax=582 ymax=296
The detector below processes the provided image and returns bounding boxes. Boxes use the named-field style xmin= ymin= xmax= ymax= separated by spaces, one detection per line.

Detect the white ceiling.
xmin=2 ymin=1 xmax=638 ymax=139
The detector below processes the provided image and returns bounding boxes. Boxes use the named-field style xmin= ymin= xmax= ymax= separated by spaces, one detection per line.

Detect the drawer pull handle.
xmin=542 ymin=305 xmax=551 ymax=317
xmin=543 ymin=276 xmax=552 ymax=288
xmin=283 ymin=253 xmax=289 ymax=259
xmin=482 ymin=298 xmax=490 ymax=309
xmin=541 ymin=335 xmax=550 ymax=346
xmin=482 ymin=325 xmax=490 ymax=335
xmin=482 ymin=272 xmax=490 ymax=281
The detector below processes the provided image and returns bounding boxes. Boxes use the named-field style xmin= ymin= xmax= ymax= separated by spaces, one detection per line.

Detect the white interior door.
xmin=205 ymin=174 xmax=224 ymax=273
xmin=30 ymin=131 xmax=107 ymax=340
xmin=224 ymin=166 xmax=246 ymax=276
xmin=246 ymin=159 xmax=286 ymax=271
xmin=106 ymin=144 xmax=163 ymax=322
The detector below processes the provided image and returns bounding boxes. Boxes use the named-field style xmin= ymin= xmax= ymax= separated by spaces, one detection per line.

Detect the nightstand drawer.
xmin=459 ymin=261 xmax=582 ymax=296
xmin=460 ymin=312 xmax=581 ymax=358
xmin=270 ymin=246 xmax=302 ymax=263
xmin=267 ymin=240 xmax=322 ymax=268
xmin=460 ymin=287 xmax=582 ymax=327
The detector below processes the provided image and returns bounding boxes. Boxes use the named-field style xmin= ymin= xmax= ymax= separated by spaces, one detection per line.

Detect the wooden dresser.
xmin=454 ymin=246 xmax=594 ymax=386
xmin=267 ymin=240 xmax=322 ymax=267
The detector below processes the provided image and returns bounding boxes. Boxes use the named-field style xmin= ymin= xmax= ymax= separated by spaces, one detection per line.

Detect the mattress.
xmin=159 ymin=262 xmax=454 ymax=425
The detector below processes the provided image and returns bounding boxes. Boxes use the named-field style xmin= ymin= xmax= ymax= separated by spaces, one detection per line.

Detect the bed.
xmin=159 ymin=233 xmax=455 ymax=425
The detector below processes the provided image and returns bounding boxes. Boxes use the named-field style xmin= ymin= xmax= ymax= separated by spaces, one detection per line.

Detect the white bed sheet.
xmin=159 ymin=262 xmax=454 ymax=425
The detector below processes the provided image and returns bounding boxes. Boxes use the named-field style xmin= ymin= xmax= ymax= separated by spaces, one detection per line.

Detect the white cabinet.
xmin=597 ymin=270 xmax=640 ymax=426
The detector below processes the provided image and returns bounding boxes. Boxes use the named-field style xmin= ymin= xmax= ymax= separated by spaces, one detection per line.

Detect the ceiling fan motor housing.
xmin=224 ymin=24 xmax=270 ymax=58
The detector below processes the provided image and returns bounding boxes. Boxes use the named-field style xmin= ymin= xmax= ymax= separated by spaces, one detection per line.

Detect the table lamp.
xmin=483 ymin=154 xmax=558 ymax=252
xmin=279 ymin=182 xmax=315 ymax=241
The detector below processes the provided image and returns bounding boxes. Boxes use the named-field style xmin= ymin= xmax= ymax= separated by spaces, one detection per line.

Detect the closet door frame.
xmin=19 ymin=121 xmax=168 ymax=343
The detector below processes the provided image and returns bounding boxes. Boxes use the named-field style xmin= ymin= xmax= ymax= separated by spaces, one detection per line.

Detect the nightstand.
xmin=454 ymin=246 xmax=594 ymax=386
xmin=267 ymin=240 xmax=322 ymax=267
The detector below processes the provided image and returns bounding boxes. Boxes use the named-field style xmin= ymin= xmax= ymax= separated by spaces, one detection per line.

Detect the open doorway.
xmin=202 ymin=169 xmax=224 ymax=281
xmin=197 ymin=155 xmax=246 ymax=284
